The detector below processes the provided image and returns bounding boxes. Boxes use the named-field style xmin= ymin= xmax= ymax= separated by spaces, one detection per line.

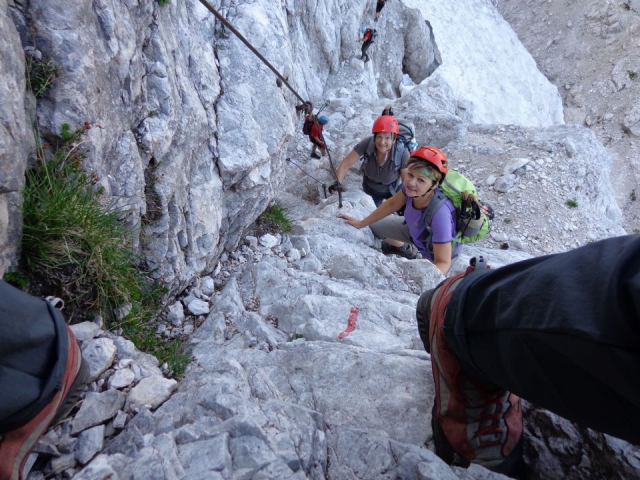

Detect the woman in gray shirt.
xmin=329 ymin=116 xmax=409 ymax=206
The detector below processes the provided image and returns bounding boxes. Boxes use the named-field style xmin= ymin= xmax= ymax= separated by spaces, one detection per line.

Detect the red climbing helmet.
xmin=409 ymin=146 xmax=449 ymax=176
xmin=372 ymin=115 xmax=399 ymax=135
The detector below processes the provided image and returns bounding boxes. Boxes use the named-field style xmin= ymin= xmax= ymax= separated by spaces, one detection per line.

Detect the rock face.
xmin=2 ymin=0 xmax=639 ymax=478
xmin=0 ymin=0 xmax=32 ymax=275
xmin=0 ymin=0 xmax=565 ymax=282
xmin=68 ymin=192 xmax=637 ymax=479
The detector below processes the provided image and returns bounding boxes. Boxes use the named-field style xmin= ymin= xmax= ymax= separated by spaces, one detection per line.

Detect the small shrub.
xmin=21 ymin=122 xmax=190 ymax=376
xmin=631 ymin=190 xmax=637 ymax=202
xmin=259 ymin=203 xmax=292 ymax=233
xmin=629 ymin=71 xmax=637 ymax=80
xmin=3 ymin=271 xmax=29 ymax=290
xmin=158 ymin=0 xmax=171 ymax=6
xmin=26 ymin=55 xmax=62 ymax=98
xmin=504 ymin=218 xmax=512 ymax=225
xmin=566 ymin=199 xmax=578 ymax=208
xmin=22 ymin=123 xmax=142 ymax=324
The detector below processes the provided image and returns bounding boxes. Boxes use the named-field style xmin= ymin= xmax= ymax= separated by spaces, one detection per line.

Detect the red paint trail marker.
xmin=338 ymin=307 xmax=359 ymax=339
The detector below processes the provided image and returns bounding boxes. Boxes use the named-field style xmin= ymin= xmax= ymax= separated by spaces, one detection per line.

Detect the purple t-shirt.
xmin=402 ymin=185 xmax=458 ymax=260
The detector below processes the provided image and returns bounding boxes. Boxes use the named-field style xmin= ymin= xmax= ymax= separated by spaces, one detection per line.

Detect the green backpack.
xmin=420 ymin=170 xmax=490 ymax=245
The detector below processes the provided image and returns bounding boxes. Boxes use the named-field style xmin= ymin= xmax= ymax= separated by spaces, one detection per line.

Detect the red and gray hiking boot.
xmin=0 ymin=318 xmax=88 ymax=480
xmin=416 ymin=257 xmax=524 ymax=475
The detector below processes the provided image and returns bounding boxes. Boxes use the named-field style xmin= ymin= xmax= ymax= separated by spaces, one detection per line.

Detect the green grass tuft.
xmin=26 ymin=55 xmax=62 ymax=98
xmin=3 ymin=271 xmax=29 ymax=290
xmin=20 ymin=122 xmax=190 ymax=376
xmin=260 ymin=203 xmax=292 ymax=233
xmin=565 ymin=199 xmax=578 ymax=208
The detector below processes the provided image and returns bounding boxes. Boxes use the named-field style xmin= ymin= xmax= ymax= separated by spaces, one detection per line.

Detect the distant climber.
xmin=374 ymin=0 xmax=386 ymax=22
xmin=305 ymin=114 xmax=328 ymax=159
xmin=360 ymin=27 xmax=377 ymax=63
xmin=337 ymin=147 xmax=458 ymax=272
xmin=329 ymin=116 xmax=409 ymax=207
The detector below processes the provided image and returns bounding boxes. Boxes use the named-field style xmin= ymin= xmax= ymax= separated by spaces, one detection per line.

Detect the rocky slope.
xmin=2 ymin=0 xmax=638 ymax=478
xmin=494 ymin=0 xmax=640 ymax=233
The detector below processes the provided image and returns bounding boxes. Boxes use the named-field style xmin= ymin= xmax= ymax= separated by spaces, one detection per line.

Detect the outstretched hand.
xmin=337 ymin=214 xmax=365 ymax=229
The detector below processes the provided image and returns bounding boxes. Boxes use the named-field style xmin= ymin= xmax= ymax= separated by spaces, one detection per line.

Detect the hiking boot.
xmin=310 ymin=152 xmax=321 ymax=159
xmin=416 ymin=258 xmax=524 ymax=476
xmin=0 ymin=324 xmax=88 ymax=480
xmin=381 ymin=241 xmax=418 ymax=259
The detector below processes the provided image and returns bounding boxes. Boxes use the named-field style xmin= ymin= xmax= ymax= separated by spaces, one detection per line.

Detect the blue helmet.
xmin=318 ymin=115 xmax=328 ymax=125
xmin=360 ymin=26 xmax=367 ymax=34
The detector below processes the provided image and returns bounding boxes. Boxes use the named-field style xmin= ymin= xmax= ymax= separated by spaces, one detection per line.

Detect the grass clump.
xmin=3 ymin=271 xmax=29 ymax=290
xmin=22 ymin=122 xmax=133 ymax=320
xmin=21 ymin=122 xmax=190 ymax=376
xmin=158 ymin=0 xmax=171 ymax=6
xmin=26 ymin=55 xmax=62 ymax=98
xmin=565 ymin=199 xmax=578 ymax=208
xmin=259 ymin=203 xmax=292 ymax=233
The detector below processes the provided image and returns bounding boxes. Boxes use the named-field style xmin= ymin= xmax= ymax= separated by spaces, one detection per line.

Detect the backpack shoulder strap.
xmin=392 ymin=141 xmax=405 ymax=170
xmin=418 ymin=188 xmax=450 ymax=244
xmin=442 ymin=176 xmax=461 ymax=195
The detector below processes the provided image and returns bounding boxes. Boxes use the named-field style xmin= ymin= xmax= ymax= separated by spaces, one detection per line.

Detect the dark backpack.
xmin=302 ymin=116 xmax=316 ymax=135
xmin=396 ymin=119 xmax=416 ymax=153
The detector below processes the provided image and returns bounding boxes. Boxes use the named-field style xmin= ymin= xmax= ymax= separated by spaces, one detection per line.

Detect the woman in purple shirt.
xmin=338 ymin=147 xmax=458 ymax=274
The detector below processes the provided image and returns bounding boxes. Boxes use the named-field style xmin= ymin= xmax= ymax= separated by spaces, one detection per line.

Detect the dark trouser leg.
xmin=361 ymin=178 xmax=389 ymax=207
xmin=361 ymin=41 xmax=371 ymax=61
xmin=444 ymin=235 xmax=640 ymax=444
xmin=0 ymin=281 xmax=68 ymax=432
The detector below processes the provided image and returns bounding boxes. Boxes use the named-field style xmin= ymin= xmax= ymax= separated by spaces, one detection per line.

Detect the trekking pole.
xmin=285 ymin=158 xmax=329 ymax=199
xmin=323 ymin=144 xmax=342 ymax=208
xmin=311 ymin=113 xmax=342 ymax=208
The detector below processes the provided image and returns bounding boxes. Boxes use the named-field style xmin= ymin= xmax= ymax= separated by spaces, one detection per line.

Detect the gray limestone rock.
xmin=166 ymin=301 xmax=185 ymax=327
xmin=126 ymin=376 xmax=177 ymax=411
xmin=72 ymin=391 xmax=126 ymax=435
xmin=108 ymin=368 xmax=135 ymax=390
xmin=75 ymin=425 xmax=105 ymax=465
xmin=82 ymin=338 xmax=117 ymax=382
xmin=69 ymin=322 xmax=100 ymax=343
xmin=186 ymin=298 xmax=210 ymax=316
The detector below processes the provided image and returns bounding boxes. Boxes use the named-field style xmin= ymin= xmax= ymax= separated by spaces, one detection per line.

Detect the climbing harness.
xmin=196 ymin=0 xmax=345 ymax=207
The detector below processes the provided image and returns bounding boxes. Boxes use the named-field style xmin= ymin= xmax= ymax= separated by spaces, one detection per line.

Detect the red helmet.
xmin=372 ymin=116 xmax=399 ymax=134
xmin=409 ymin=146 xmax=449 ymax=175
